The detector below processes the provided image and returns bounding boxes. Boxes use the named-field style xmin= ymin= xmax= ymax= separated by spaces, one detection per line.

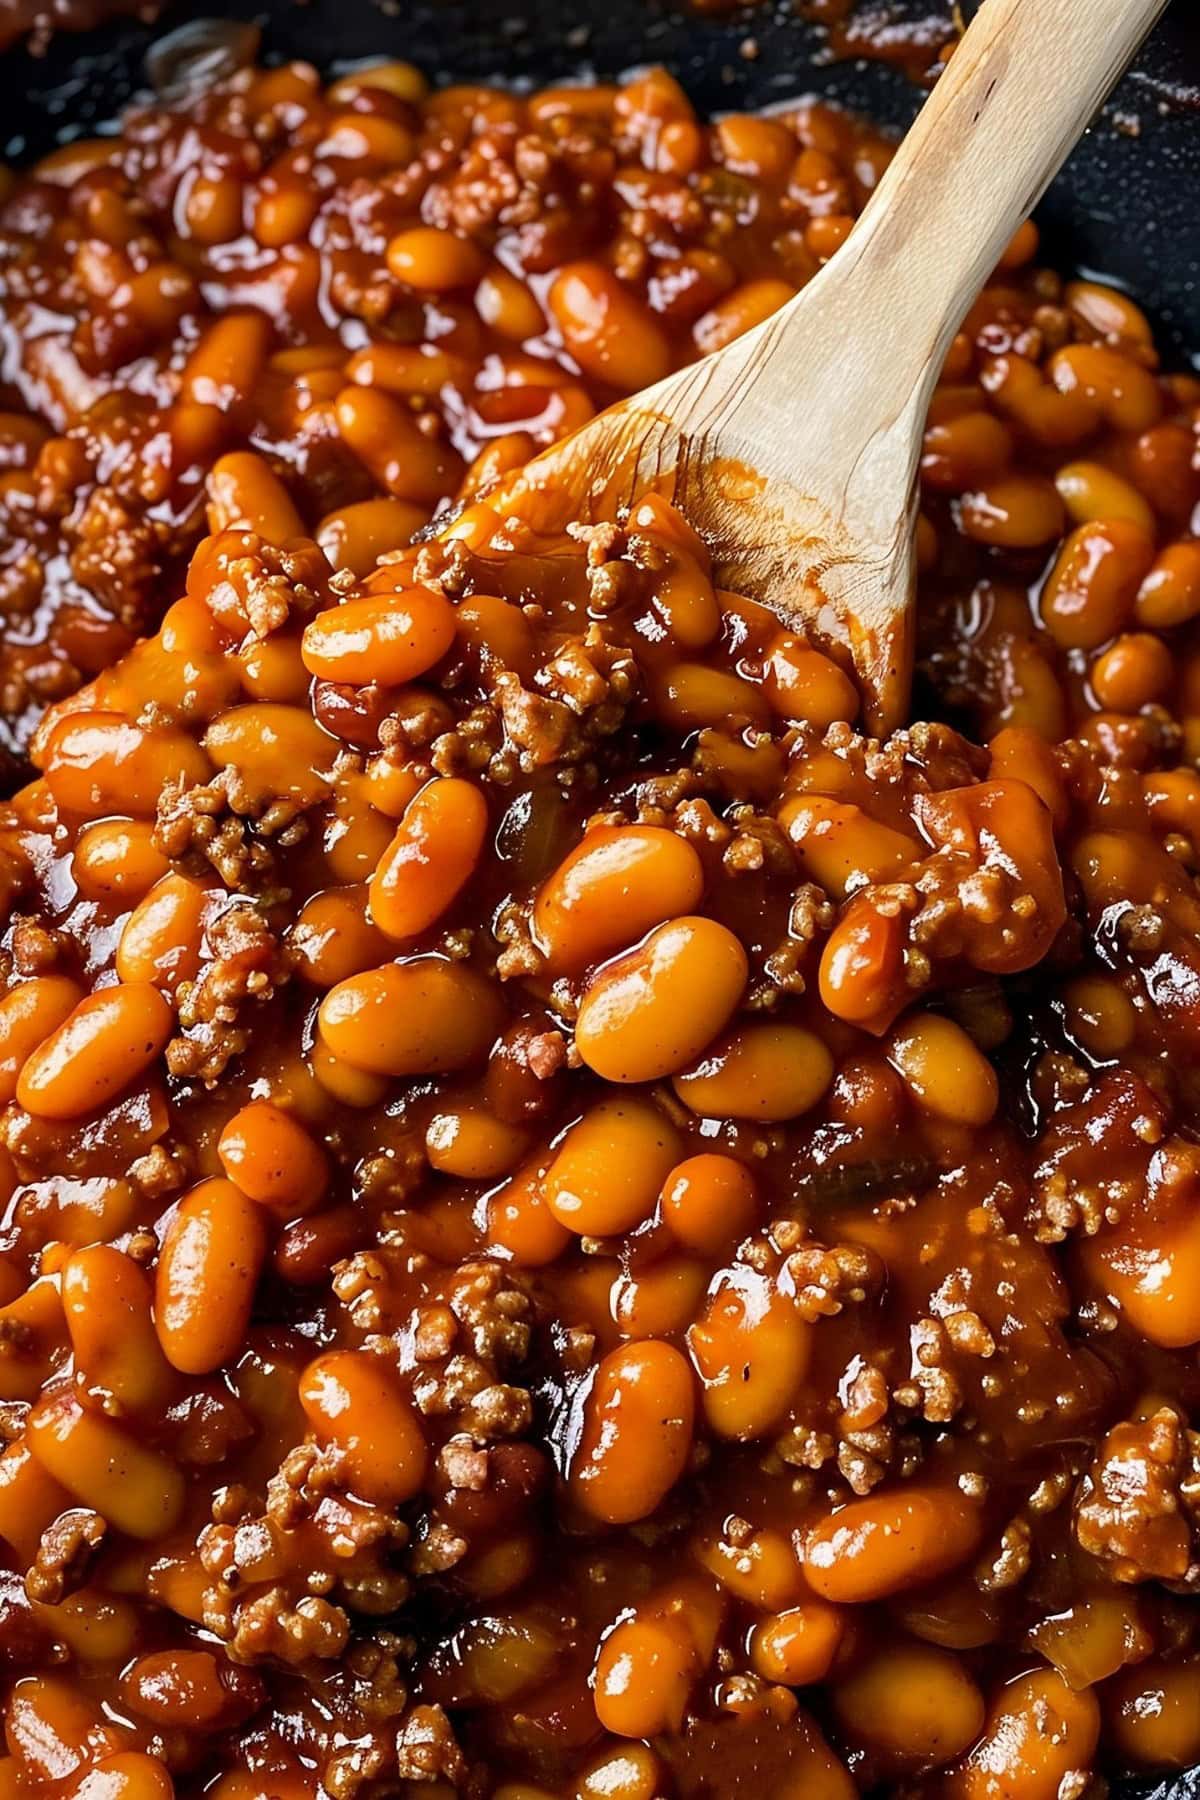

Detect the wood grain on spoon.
xmin=486 ymin=0 xmax=1170 ymax=733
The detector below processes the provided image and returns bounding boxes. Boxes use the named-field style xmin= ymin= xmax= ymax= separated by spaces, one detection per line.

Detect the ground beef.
xmin=24 ymin=1507 xmax=106 ymax=1604
xmin=1074 ymin=1408 xmax=1200 ymax=1585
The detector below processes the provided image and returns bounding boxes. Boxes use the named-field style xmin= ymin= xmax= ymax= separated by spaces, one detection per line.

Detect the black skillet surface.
xmin=1 ymin=1 xmax=1200 ymax=1793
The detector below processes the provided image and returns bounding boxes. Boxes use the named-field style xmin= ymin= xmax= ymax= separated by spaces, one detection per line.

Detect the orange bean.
xmin=959 ymin=476 xmax=1065 ymax=548
xmin=1061 ymin=972 xmax=1138 ymax=1058
xmin=986 ymin=727 xmax=1068 ymax=827
xmin=318 ymin=112 xmax=416 ymax=168
xmin=571 ymin=1340 xmax=694 ymax=1524
xmin=122 ymin=1649 xmax=257 ymax=1734
xmin=1040 ymin=519 xmax=1156 ymax=650
xmin=833 ymin=1641 xmax=985 ymax=1766
xmin=1065 ymin=279 xmax=1153 ymax=346
xmin=309 ymin=1037 xmax=389 ymax=1109
xmin=4 ymin=1675 xmax=111 ymax=1787
xmin=315 ymin=498 xmax=428 ymax=577
xmin=1091 ymin=633 xmax=1173 ymax=712
xmin=334 ymin=387 xmax=463 ymax=505
xmin=324 ymin=769 xmax=394 ymax=885
xmin=694 ymin=1525 xmax=805 ymax=1611
xmin=180 ymin=312 xmax=274 ymax=411
xmin=16 ymin=984 xmax=172 ymax=1120
xmin=41 ymin=712 xmax=209 ymax=818
xmin=218 ymin=1100 xmax=329 ymax=1217
xmin=573 ymin=1743 xmax=664 ymax=1800
xmin=365 ymin=755 xmax=427 ymax=820
xmin=0 ymin=975 xmax=83 ymax=1105
xmin=204 ymin=703 xmax=337 ymax=807
xmin=547 ymin=262 xmax=671 ymax=392
xmin=300 ymin=587 xmax=455 ymax=685
xmin=1135 ymin=541 xmax=1200 ymax=630
xmin=1082 ymin=1210 xmax=1200 ymax=1349
xmin=0 ymin=1277 xmax=65 ymax=1401
xmin=574 ymin=915 xmax=748 ymax=1083
xmin=72 ymin=820 xmax=169 ymax=901
xmin=31 ymin=1591 xmax=140 ymax=1668
xmin=534 ymin=825 xmax=704 ymax=974
xmin=1049 ymin=342 xmax=1162 ymax=431
xmin=475 ymin=268 xmax=544 ymax=342
xmin=819 ymin=897 xmax=909 ymax=1034
xmin=237 ymin=633 xmax=310 ymax=705
xmin=804 ymin=1486 xmax=984 ymax=1602
xmin=27 ymin=1390 xmax=185 ymax=1539
xmin=454 ymin=592 xmax=537 ymax=683
xmin=593 ymin=1615 xmax=697 ymax=1738
xmin=75 ymin=1751 xmax=175 ymax=1800
xmin=386 ymin=226 xmax=487 ymax=290
xmin=426 ymin=1104 xmax=529 ymax=1180
xmin=484 ymin=1156 xmax=572 ymax=1267
xmin=206 ymin=450 xmax=305 ymax=541
xmin=688 ymin=1268 xmax=811 ymax=1439
xmin=544 ymin=1099 xmax=681 ymax=1237
xmin=1055 ymin=460 xmax=1156 ymax=534
xmin=0 ymin=1438 xmax=72 ymax=1563
xmin=62 ymin=1245 xmax=175 ymax=1414
xmin=183 ymin=171 xmax=244 ymax=244
xmin=655 ymin=663 xmax=769 ymax=731
xmin=764 ymin=635 xmax=859 ymax=726
xmin=368 ymin=777 xmax=488 ymax=940
xmin=611 ymin=1255 xmax=707 ymax=1340
xmin=1108 ymin=1659 xmax=1200 ymax=1769
xmin=750 ymin=1602 xmax=845 ymax=1686
xmin=886 ymin=1013 xmax=999 ymax=1125
xmin=318 ymin=958 xmax=505 ymax=1075
xmin=780 ymin=794 xmax=918 ymax=897
xmin=673 ymin=1022 xmax=834 ymax=1121
xmin=115 ymin=873 xmax=208 ymax=992
xmin=345 ymin=342 xmax=471 ymax=398
xmin=716 ymin=113 xmax=796 ymax=180
xmin=922 ymin=411 xmax=1014 ymax=493
xmin=949 ymin=1668 xmax=1099 ymax=1800
xmin=299 ymin=1348 xmax=428 ymax=1505
xmin=154 ymin=1179 xmax=269 ymax=1374
xmin=693 ymin=278 xmax=796 ymax=355
xmin=290 ymin=885 xmax=391 ymax=988
xmin=660 ymin=1154 xmax=758 ymax=1254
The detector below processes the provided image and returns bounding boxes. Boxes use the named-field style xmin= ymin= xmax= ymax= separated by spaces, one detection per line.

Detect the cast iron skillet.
xmin=2 ymin=3 xmax=1200 ymax=1795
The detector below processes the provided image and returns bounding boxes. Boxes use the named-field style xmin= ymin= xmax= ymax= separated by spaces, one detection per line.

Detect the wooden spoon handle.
xmin=804 ymin=0 xmax=1169 ymax=392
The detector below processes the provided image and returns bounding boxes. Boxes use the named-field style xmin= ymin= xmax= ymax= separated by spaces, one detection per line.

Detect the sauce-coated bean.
xmin=27 ymin=1392 xmax=185 ymax=1540
xmin=575 ymin=916 xmax=748 ymax=1083
xmin=154 ymin=1180 xmax=269 ymax=1374
xmin=804 ymin=1487 xmax=984 ymax=1603
xmin=299 ymin=1348 xmax=428 ymax=1505
xmin=544 ymin=1099 xmax=681 ymax=1236
xmin=571 ymin=1340 xmax=694 ymax=1524
xmin=534 ymin=826 xmax=704 ymax=975
xmin=688 ymin=1268 xmax=811 ymax=1440
xmin=300 ymin=587 xmax=455 ymax=685
xmin=369 ymin=777 xmax=488 ymax=939
xmin=674 ymin=1022 xmax=834 ymax=1120
xmin=318 ymin=959 xmax=506 ymax=1075
xmin=16 ymin=985 xmax=172 ymax=1120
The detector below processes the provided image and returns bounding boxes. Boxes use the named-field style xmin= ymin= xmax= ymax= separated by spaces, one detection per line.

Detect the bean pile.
xmin=0 ymin=49 xmax=1198 ymax=1800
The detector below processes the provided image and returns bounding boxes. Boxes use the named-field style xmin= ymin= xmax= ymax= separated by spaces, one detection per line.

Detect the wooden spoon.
xmin=486 ymin=0 xmax=1170 ymax=732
